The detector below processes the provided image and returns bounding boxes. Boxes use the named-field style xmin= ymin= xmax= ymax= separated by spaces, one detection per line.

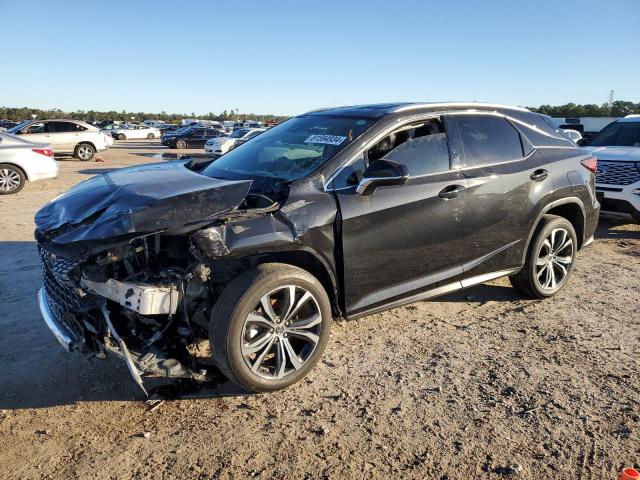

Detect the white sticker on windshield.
xmin=304 ymin=134 xmax=347 ymax=145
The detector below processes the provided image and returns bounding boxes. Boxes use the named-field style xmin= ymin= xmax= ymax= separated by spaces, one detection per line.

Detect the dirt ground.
xmin=0 ymin=140 xmax=638 ymax=479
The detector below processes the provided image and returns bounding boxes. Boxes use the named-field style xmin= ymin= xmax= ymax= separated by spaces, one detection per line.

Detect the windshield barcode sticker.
xmin=304 ymin=135 xmax=347 ymax=145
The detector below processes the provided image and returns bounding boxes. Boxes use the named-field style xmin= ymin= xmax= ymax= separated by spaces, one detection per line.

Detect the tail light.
xmin=581 ymin=156 xmax=597 ymax=173
xmin=32 ymin=148 xmax=54 ymax=157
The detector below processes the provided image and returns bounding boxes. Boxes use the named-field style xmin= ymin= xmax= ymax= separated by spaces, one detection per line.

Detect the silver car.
xmin=7 ymin=119 xmax=110 ymax=161
xmin=0 ymin=133 xmax=58 ymax=194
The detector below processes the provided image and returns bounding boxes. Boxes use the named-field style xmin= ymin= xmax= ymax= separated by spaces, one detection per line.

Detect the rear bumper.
xmin=38 ymin=287 xmax=75 ymax=351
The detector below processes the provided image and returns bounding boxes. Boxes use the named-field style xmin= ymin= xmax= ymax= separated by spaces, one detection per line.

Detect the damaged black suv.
xmin=35 ymin=102 xmax=599 ymax=393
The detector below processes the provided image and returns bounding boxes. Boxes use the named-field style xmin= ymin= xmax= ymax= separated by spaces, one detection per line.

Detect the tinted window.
xmin=368 ymin=119 xmax=450 ymax=176
xmin=456 ymin=115 xmax=524 ymax=166
xmin=192 ymin=129 xmax=205 ymax=136
xmin=590 ymin=121 xmax=640 ymax=147
xmin=50 ymin=122 xmax=72 ymax=133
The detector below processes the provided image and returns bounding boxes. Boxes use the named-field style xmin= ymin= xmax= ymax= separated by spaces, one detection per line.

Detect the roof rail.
xmin=393 ymin=102 xmax=530 ymax=113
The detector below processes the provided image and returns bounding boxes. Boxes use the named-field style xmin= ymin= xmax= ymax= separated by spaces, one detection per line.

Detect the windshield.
xmin=590 ymin=121 xmax=640 ymax=147
xmin=7 ymin=121 xmax=31 ymax=134
xmin=202 ymin=115 xmax=375 ymax=181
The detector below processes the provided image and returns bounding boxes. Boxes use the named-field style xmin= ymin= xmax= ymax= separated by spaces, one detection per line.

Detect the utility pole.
xmin=607 ymin=90 xmax=614 ymax=115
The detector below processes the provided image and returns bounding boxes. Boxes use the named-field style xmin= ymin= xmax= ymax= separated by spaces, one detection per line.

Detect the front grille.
xmin=595 ymin=160 xmax=640 ymax=185
xmin=38 ymin=246 xmax=98 ymax=325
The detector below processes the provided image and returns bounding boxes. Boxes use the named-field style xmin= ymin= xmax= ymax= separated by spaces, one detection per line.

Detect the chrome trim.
xmin=352 ymin=268 xmax=520 ymax=318
xmin=355 ymin=175 xmax=407 ymax=194
xmin=38 ymin=287 xmax=73 ymax=352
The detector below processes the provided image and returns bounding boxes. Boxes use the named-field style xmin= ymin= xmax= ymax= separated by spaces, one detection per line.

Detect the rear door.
xmin=49 ymin=121 xmax=77 ymax=152
xmin=448 ymin=113 xmax=552 ymax=277
xmin=332 ymin=117 xmax=468 ymax=314
xmin=190 ymin=128 xmax=206 ymax=147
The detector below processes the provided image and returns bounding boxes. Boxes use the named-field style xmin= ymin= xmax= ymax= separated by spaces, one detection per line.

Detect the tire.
xmin=117 ymin=133 xmax=126 ymax=140
xmin=509 ymin=215 xmax=577 ymax=298
xmin=210 ymin=263 xmax=332 ymax=392
xmin=176 ymin=139 xmax=187 ymax=149
xmin=0 ymin=163 xmax=26 ymax=195
xmin=74 ymin=143 xmax=95 ymax=161
xmin=147 ymin=133 xmax=155 ymax=140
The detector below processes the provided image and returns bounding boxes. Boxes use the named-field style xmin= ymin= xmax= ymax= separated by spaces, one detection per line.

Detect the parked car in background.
xmin=0 ymin=132 xmax=58 ymax=194
xmin=161 ymin=126 xmax=225 ymax=149
xmin=34 ymin=102 xmax=598 ymax=393
xmin=561 ymin=129 xmax=582 ymax=143
xmin=7 ymin=119 xmax=109 ymax=160
xmin=580 ymin=115 xmax=640 ymax=223
xmin=205 ymin=128 xmax=265 ymax=154
xmin=112 ymin=124 xmax=162 ymax=140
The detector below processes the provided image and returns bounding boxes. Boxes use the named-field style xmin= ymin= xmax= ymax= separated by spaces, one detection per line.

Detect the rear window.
xmin=455 ymin=115 xmax=524 ymax=166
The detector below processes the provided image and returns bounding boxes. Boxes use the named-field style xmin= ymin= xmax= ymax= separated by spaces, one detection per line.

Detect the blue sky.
xmin=1 ymin=0 xmax=638 ymax=115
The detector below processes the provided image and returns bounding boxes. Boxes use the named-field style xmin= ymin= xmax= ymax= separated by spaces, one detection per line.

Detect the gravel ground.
xmin=0 ymin=140 xmax=638 ymax=479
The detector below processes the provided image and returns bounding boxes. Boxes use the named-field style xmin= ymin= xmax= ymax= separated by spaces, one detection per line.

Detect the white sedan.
xmin=205 ymin=128 xmax=266 ymax=154
xmin=112 ymin=124 xmax=162 ymax=140
xmin=0 ymin=133 xmax=58 ymax=194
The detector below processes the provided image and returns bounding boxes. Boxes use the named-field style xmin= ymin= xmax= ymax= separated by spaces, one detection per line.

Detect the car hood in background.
xmin=35 ymin=161 xmax=252 ymax=244
xmin=584 ymin=146 xmax=640 ymax=162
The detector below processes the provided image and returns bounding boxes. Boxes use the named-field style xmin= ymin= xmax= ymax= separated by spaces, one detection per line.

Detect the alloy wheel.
xmin=241 ymin=285 xmax=323 ymax=379
xmin=0 ymin=168 xmax=21 ymax=192
xmin=77 ymin=145 xmax=93 ymax=160
xmin=535 ymin=228 xmax=573 ymax=290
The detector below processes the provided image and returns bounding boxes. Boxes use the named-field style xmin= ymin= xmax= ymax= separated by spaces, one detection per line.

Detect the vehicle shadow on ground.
xmin=78 ymin=168 xmax=118 ymax=175
xmin=595 ymin=219 xmax=640 ymax=240
xmin=0 ymin=240 xmax=251 ymax=410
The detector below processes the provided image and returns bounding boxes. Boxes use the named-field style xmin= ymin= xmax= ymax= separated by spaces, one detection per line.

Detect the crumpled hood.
xmin=584 ymin=146 xmax=640 ymax=162
xmin=35 ymin=161 xmax=252 ymax=244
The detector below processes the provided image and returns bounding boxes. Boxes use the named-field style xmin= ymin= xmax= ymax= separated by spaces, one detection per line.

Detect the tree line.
xmin=1 ymin=101 xmax=639 ymax=123
xmin=0 ymin=107 xmax=290 ymax=123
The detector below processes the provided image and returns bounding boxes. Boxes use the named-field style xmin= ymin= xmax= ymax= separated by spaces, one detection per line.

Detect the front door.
xmin=332 ymin=117 xmax=468 ymax=315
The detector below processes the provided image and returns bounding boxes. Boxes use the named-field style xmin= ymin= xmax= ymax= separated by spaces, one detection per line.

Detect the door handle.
xmin=530 ymin=169 xmax=548 ymax=181
xmin=438 ymin=184 xmax=466 ymax=199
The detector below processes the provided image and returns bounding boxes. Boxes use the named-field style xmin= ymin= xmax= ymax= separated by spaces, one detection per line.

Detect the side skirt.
xmin=348 ymin=268 xmax=520 ymax=319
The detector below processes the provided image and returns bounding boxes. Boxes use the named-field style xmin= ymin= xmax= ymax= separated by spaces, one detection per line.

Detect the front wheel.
xmin=117 ymin=133 xmax=126 ymax=140
xmin=147 ymin=133 xmax=155 ymax=139
xmin=210 ymin=263 xmax=332 ymax=392
xmin=176 ymin=139 xmax=187 ymax=149
xmin=74 ymin=143 xmax=95 ymax=161
xmin=509 ymin=215 xmax=577 ymax=298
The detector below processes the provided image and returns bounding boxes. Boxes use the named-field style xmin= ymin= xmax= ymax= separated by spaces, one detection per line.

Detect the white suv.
xmin=7 ymin=119 xmax=109 ymax=161
xmin=583 ymin=115 xmax=640 ymax=223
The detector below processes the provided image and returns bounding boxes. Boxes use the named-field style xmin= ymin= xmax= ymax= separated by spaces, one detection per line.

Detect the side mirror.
xmin=356 ymin=159 xmax=409 ymax=195
xmin=576 ymin=138 xmax=589 ymax=147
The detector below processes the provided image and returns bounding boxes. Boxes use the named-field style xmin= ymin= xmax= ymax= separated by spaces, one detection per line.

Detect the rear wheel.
xmin=74 ymin=143 xmax=95 ymax=161
xmin=147 ymin=133 xmax=155 ymax=139
xmin=117 ymin=133 xmax=126 ymax=140
xmin=509 ymin=215 xmax=577 ymax=298
xmin=210 ymin=263 xmax=332 ymax=392
xmin=0 ymin=164 xmax=26 ymax=194
xmin=176 ymin=139 xmax=187 ymax=149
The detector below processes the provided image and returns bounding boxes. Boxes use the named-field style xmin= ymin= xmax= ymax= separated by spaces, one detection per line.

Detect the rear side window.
xmin=455 ymin=115 xmax=524 ymax=166
xmin=50 ymin=122 xmax=72 ymax=133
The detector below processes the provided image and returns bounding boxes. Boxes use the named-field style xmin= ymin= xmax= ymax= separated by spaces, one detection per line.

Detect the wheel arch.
xmin=75 ymin=141 xmax=97 ymax=151
xmin=220 ymin=248 xmax=341 ymax=317
xmin=521 ymin=197 xmax=586 ymax=264
xmin=0 ymin=162 xmax=28 ymax=180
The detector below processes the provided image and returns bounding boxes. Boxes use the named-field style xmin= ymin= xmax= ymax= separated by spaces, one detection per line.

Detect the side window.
xmin=50 ymin=122 xmax=72 ymax=133
xmin=455 ymin=115 xmax=524 ymax=166
xmin=192 ymin=129 xmax=205 ymax=136
xmin=367 ymin=118 xmax=451 ymax=176
xmin=23 ymin=122 xmax=45 ymax=134
xmin=332 ymin=154 xmax=366 ymax=188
